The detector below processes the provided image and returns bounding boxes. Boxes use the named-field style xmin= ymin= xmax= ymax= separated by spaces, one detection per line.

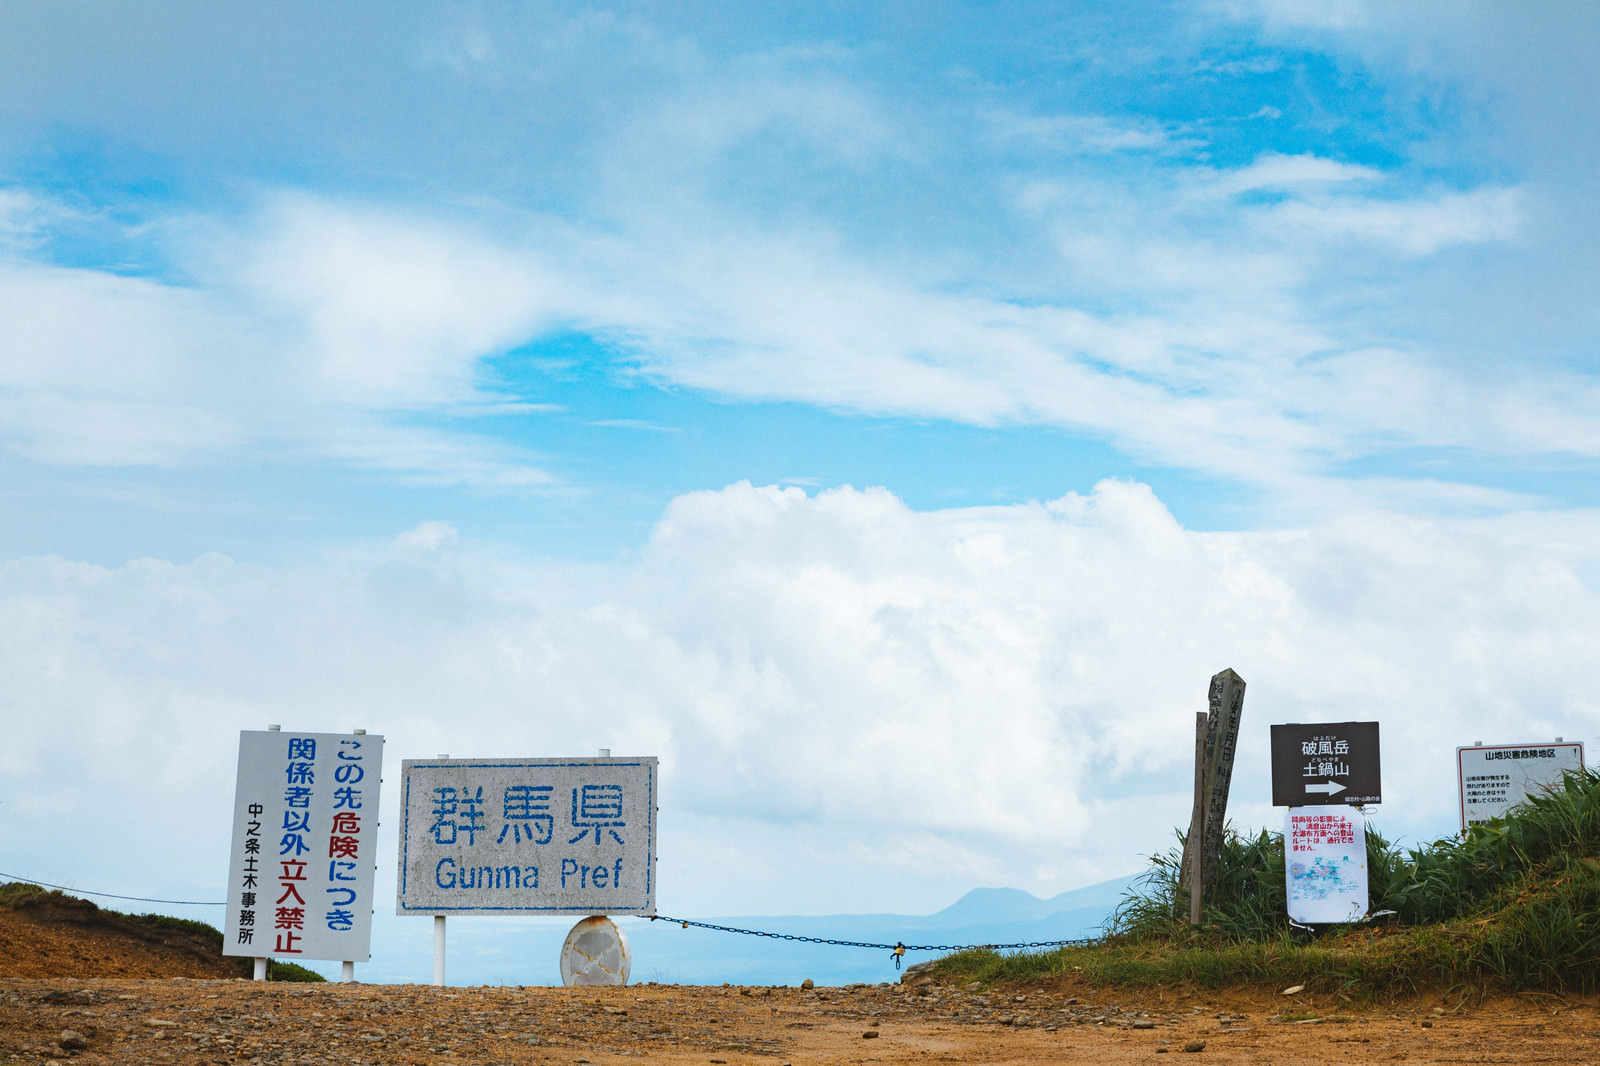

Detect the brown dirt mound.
xmin=0 ymin=887 xmax=249 ymax=980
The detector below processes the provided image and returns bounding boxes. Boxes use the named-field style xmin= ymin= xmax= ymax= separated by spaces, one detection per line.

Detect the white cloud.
xmin=0 ymin=196 xmax=559 ymax=487
xmin=1260 ymin=186 xmax=1522 ymax=256
xmin=220 ymin=195 xmax=566 ymax=407
xmin=982 ymin=110 xmax=1183 ymax=155
xmin=1213 ymin=152 xmax=1382 ymax=195
xmin=0 ymin=160 xmax=1589 ymax=516
xmin=4 ymin=481 xmax=1596 ymax=913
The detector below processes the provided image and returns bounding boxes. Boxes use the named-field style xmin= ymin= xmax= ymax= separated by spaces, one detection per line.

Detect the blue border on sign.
xmin=398 ymin=760 xmax=656 ymax=914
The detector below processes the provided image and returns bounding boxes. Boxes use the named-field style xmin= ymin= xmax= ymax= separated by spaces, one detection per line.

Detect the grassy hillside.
xmin=934 ymin=768 xmax=1600 ymax=999
xmin=0 ymin=881 xmax=324 ymax=982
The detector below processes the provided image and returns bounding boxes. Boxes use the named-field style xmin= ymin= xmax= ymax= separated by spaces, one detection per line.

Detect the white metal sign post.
xmin=397 ymin=755 xmax=658 ymax=985
xmin=1457 ymin=741 xmax=1585 ymax=829
xmin=1285 ymin=806 xmax=1368 ymax=924
xmin=223 ymin=728 xmax=384 ymax=979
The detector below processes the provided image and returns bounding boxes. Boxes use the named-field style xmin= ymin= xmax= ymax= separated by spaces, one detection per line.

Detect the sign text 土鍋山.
xmin=1270 ymin=722 xmax=1381 ymax=807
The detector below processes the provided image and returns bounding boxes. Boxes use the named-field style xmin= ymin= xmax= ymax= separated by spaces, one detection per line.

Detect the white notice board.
xmin=1285 ymin=806 xmax=1367 ymax=924
xmin=1457 ymin=742 xmax=1585 ymax=829
xmin=397 ymin=756 xmax=658 ymax=916
xmin=223 ymin=730 xmax=384 ymax=961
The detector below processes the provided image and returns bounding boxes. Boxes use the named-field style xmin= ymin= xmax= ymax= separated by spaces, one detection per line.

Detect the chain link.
xmin=0 ymin=871 xmax=1105 ymax=973
xmin=0 ymin=871 xmax=225 ymax=907
xmin=649 ymin=914 xmax=1102 ymax=969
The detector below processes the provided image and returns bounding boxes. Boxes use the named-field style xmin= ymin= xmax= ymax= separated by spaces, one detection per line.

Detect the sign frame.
xmin=223 ymin=729 xmax=384 ymax=962
xmin=1285 ymin=805 xmax=1368 ymax=924
xmin=396 ymin=755 xmax=658 ymax=917
xmin=1457 ymin=741 xmax=1585 ymax=829
xmin=1270 ymin=722 xmax=1381 ymax=807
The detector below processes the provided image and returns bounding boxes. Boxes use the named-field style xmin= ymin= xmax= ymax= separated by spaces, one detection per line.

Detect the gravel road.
xmin=5 ymin=976 xmax=1598 ymax=1065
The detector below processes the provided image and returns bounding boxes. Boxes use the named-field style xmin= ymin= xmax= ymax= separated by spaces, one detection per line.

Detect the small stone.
xmin=1281 ymin=985 xmax=1304 ymax=996
xmin=59 ymin=1030 xmax=90 ymax=1051
xmin=800 ymin=979 xmax=814 ymax=990
xmin=1421 ymin=1021 xmax=1433 ymax=1029
xmin=861 ymin=1031 xmax=880 ymax=1039
xmin=1133 ymin=1021 xmax=1156 ymax=1030
xmin=1183 ymin=1041 xmax=1206 ymax=1053
xmin=1157 ymin=1048 xmax=1170 ymax=1054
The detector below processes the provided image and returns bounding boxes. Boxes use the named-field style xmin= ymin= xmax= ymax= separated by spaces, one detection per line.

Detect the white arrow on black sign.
xmin=1305 ymin=780 xmax=1347 ymax=796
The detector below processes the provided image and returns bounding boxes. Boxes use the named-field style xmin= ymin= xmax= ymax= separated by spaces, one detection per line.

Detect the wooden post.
xmin=1198 ymin=669 xmax=1247 ymax=900
xmin=1188 ymin=711 xmax=1207 ymax=924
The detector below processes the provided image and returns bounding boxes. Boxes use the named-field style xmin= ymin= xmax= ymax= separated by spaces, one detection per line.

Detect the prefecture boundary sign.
xmin=397 ymin=756 xmax=658 ymax=916
xmin=1270 ymin=722 xmax=1381 ymax=807
xmin=1457 ymin=741 xmax=1585 ymax=829
xmin=224 ymin=729 xmax=384 ymax=962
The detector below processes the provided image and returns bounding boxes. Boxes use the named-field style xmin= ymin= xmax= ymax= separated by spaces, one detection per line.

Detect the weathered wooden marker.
xmin=1179 ymin=668 xmax=1246 ymax=922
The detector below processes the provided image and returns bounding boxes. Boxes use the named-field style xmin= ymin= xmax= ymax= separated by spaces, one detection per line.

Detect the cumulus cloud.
xmin=3 ymin=481 xmax=1595 ymax=912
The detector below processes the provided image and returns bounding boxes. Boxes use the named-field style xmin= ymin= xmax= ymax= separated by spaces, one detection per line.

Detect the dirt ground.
xmin=4 ymin=974 xmax=1599 ymax=1065
xmin=3 ymin=891 xmax=1598 ymax=1065
xmin=0 ymin=896 xmax=248 ymax=982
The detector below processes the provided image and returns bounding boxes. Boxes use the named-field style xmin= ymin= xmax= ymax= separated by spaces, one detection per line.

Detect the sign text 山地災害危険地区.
xmin=1457 ymin=742 xmax=1585 ymax=829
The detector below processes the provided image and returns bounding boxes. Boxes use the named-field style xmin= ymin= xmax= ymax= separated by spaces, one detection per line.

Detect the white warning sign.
xmin=1457 ymin=742 xmax=1585 ymax=829
xmin=1285 ymin=806 xmax=1367 ymax=925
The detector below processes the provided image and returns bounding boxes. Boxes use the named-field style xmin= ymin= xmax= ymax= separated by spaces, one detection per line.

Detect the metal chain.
xmin=0 ymin=871 xmax=225 ymax=907
xmin=0 ymin=872 xmax=1104 ymax=972
xmin=650 ymin=914 xmax=1102 ymax=969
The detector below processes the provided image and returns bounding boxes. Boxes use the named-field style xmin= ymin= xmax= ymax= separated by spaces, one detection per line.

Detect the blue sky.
xmin=2 ymin=1 xmax=1599 ymax=980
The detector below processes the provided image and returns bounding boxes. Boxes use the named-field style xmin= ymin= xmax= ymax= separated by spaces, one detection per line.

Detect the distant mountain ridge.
xmin=363 ymin=873 xmax=1144 ymax=986
xmin=927 ymin=877 xmax=1139 ymax=926
xmin=607 ymin=873 xmax=1142 ymax=986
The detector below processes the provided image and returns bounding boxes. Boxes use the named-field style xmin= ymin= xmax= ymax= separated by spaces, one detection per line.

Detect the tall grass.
xmin=937 ymin=769 xmax=1600 ymax=996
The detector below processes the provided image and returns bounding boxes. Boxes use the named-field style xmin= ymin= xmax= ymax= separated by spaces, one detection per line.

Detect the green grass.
xmin=0 ymin=881 xmax=325 ymax=982
xmin=267 ymin=959 xmax=328 ymax=982
xmin=932 ymin=769 xmax=1600 ymax=999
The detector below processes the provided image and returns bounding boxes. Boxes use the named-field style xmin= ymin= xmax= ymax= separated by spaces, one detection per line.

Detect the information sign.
xmin=1285 ymin=805 xmax=1368 ymax=924
xmin=223 ymin=730 xmax=384 ymax=961
xmin=1457 ymin=742 xmax=1585 ymax=829
xmin=1270 ymin=722 xmax=1381 ymax=806
xmin=397 ymin=756 xmax=658 ymax=916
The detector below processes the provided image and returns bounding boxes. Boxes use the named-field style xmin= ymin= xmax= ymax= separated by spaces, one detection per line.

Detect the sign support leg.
xmin=340 ymin=961 xmax=354 ymax=983
xmin=1189 ymin=711 xmax=1206 ymax=925
xmin=252 ymin=957 xmax=267 ymax=981
xmin=433 ymin=915 xmax=446 ymax=987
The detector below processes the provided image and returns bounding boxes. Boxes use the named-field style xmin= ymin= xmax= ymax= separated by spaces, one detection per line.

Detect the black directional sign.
xmin=1270 ymin=722 xmax=1381 ymax=806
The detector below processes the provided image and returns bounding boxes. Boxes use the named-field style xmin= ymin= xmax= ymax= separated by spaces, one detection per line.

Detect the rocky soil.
xmin=4 ymin=975 xmax=1599 ymax=1065
xmin=3 ymin=890 xmax=1598 ymax=1064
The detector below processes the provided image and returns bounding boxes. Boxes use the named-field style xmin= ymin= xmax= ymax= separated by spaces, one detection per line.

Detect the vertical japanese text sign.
xmin=1180 ymin=669 xmax=1247 ymax=904
xmin=397 ymin=756 xmax=658 ymax=916
xmin=223 ymin=731 xmax=384 ymax=961
xmin=1199 ymin=669 xmax=1246 ymax=899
